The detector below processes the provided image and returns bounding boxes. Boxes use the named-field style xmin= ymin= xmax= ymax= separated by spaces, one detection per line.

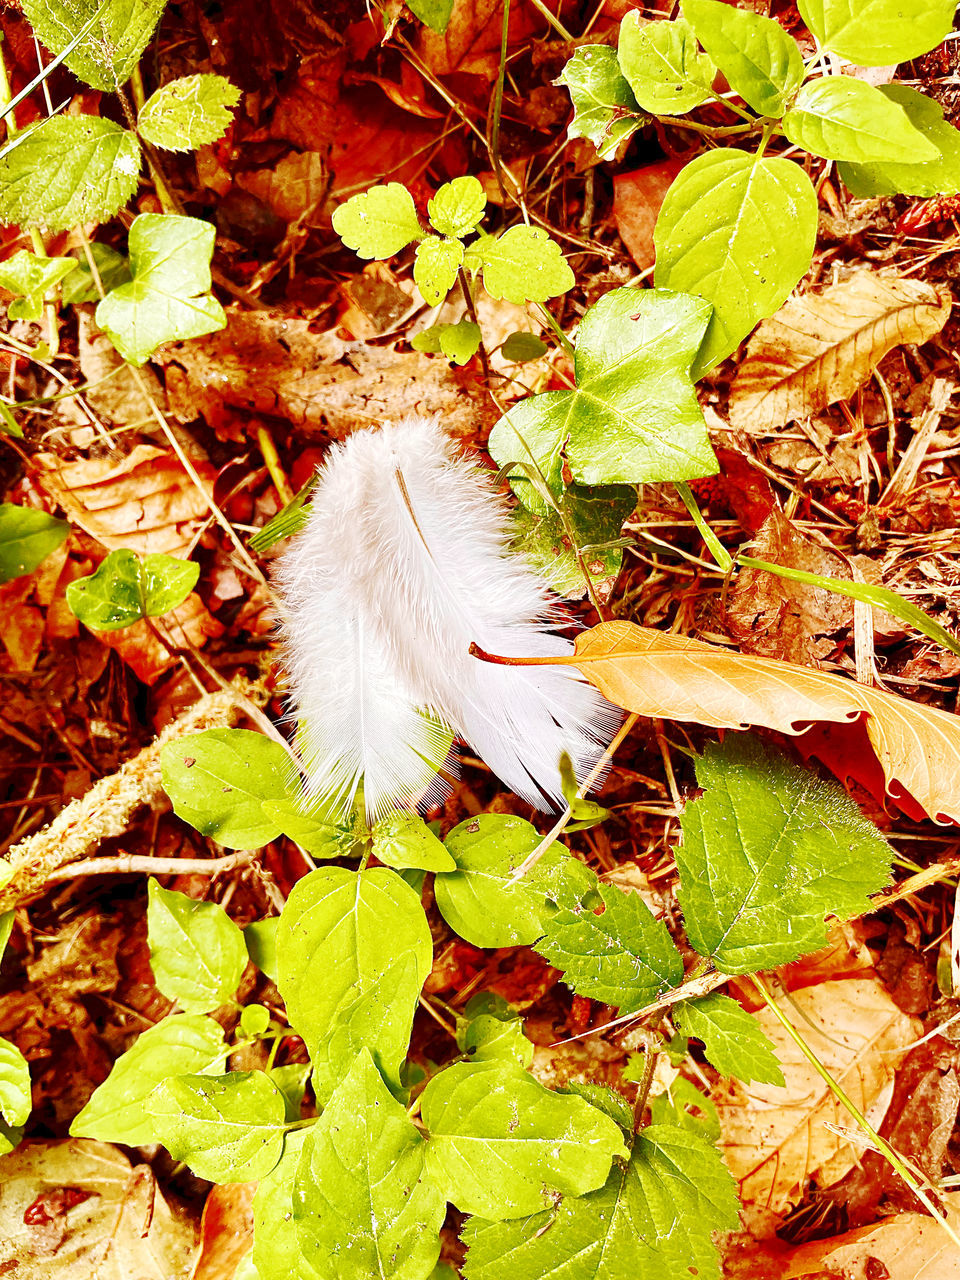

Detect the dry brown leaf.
xmin=564 ymin=620 xmax=960 ymax=822
xmin=94 ymin=593 xmax=225 ymax=684
xmin=192 ymin=1182 xmax=256 ymax=1280
xmin=613 ymin=157 xmax=689 ymax=272
xmin=729 ymin=273 xmax=951 ymax=431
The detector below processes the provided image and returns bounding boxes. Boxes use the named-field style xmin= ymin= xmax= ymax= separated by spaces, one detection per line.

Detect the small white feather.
xmin=275 ymin=414 xmax=620 ymax=820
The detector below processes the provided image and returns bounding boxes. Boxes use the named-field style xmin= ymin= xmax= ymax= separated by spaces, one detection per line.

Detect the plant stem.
xmin=674 ymin=481 xmax=733 ymax=572
xmin=457 ymin=266 xmax=492 ymax=383
xmin=489 ymin=0 xmax=510 ymax=207
xmin=536 ymin=302 xmax=575 ymax=358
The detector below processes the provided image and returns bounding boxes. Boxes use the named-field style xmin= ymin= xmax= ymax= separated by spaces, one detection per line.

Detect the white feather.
xmin=275 ymin=414 xmax=621 ymax=820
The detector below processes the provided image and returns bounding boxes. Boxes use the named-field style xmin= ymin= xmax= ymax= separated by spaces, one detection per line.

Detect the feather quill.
xmin=275 ymin=414 xmax=620 ymax=820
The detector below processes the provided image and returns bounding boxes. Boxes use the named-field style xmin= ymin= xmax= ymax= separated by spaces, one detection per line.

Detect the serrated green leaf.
xmin=473 ymin=225 xmax=574 ymax=304
xmin=261 ymin=794 xmax=357 ymax=859
xmin=147 ymin=879 xmax=248 ymax=1012
xmin=65 ymin=547 xmax=198 ymax=630
xmin=421 ymin=1059 xmax=628 ymax=1220
xmin=681 ymin=0 xmax=803 ymax=118
xmin=372 ymin=811 xmax=455 ymax=872
xmin=408 ymin=0 xmax=455 ymax=34
xmin=332 ymin=183 xmax=424 ymax=259
xmin=462 ymin=1121 xmax=738 ymax=1280
xmin=838 ymin=85 xmax=960 ymax=197
xmin=0 ymin=504 xmax=69 ymax=584
xmin=138 ymin=74 xmax=241 ymax=151
xmin=252 ymin=1129 xmax=313 ymax=1280
xmin=536 ymin=876 xmax=683 ymax=1012
xmin=95 ymin=213 xmax=225 ymax=365
xmin=0 ymin=1038 xmax=30 ymax=1128
xmin=276 ymin=866 xmax=432 ymax=1104
xmin=147 ymin=1070 xmax=286 ymax=1182
xmin=489 ymin=286 xmax=715 ymax=492
xmin=782 ymin=76 xmax=940 ymax=164
xmin=654 ymin=149 xmax=817 ymax=374
xmin=557 ymin=45 xmax=645 ymax=160
xmin=70 ymin=1014 xmax=226 ymax=1144
xmin=20 ymin=0 xmax=167 ymax=91
xmin=648 ymin=1075 xmax=720 ymax=1140
xmin=411 ymin=319 xmax=482 ymax=364
xmin=675 ymin=993 xmax=784 ymax=1086
xmin=677 ymin=734 xmax=893 ymax=974
xmin=294 ymin=1050 xmax=446 ymax=1280
xmin=428 ymin=175 xmax=486 ymax=238
xmin=60 ymin=243 xmax=131 ymax=305
xmin=0 ymin=116 xmax=140 ymax=233
xmin=161 ymin=727 xmax=291 ymax=849
xmin=618 ymin=13 xmax=716 ymax=115
xmin=0 ymin=250 xmax=78 ymax=321
xmin=413 ymin=235 xmax=463 ymax=305
xmin=243 ymin=918 xmax=278 ymax=983
xmin=798 ymin=0 xmax=954 ymax=65
xmin=501 ymin=331 xmax=548 ymax=362
xmin=511 ymin=483 xmax=635 ymax=600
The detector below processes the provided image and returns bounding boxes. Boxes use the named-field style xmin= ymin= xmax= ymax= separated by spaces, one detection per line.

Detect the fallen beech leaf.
xmin=729 ymin=273 xmax=951 ymax=430
xmin=563 ymin=619 xmax=960 ymax=822
xmin=613 ymin=157 xmax=689 ymax=272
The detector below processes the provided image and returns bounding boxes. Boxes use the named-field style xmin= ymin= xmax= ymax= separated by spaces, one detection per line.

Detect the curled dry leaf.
xmin=566 ymin=620 xmax=960 ymax=823
xmin=729 ymin=273 xmax=951 ymax=431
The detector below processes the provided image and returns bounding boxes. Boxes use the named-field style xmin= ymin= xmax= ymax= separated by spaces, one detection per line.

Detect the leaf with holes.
xmin=558 ymin=45 xmax=645 ymax=159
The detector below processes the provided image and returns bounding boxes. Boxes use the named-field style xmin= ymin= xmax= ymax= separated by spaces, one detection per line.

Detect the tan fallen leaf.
xmin=729 ymin=273 xmax=951 ymax=430
xmin=94 ymin=593 xmax=225 ymax=684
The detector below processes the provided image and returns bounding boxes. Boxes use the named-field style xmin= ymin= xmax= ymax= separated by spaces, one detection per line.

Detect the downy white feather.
xmin=275 ymin=414 xmax=620 ymax=820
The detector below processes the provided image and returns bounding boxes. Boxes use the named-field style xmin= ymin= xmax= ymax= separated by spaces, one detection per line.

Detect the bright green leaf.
xmin=407 ymin=0 xmax=455 ymax=34
xmin=65 ymin=547 xmax=198 ymax=630
xmin=428 ymin=175 xmax=486 ymax=238
xmin=421 ymin=1059 xmax=628 ymax=1220
xmin=798 ymin=0 xmax=954 ymax=66
xmin=247 ymin=477 xmax=315 ymax=553
xmin=511 ymin=483 xmax=635 ymax=600
xmin=411 ymin=319 xmax=482 ymax=364
xmin=648 ymin=1075 xmax=720 ymax=1140
xmin=269 ymin=1064 xmax=310 ymax=1123
xmin=95 ymin=213 xmax=225 ymax=365
xmin=654 ymin=149 xmax=817 ymax=374
xmin=838 ymin=84 xmax=960 ymax=197
xmin=0 ymin=116 xmax=140 ymax=234
xmin=20 ymin=0 xmax=167 ymax=91
xmin=372 ymin=810 xmax=455 ymax=872
xmin=0 ymin=1117 xmax=22 ymax=1156
xmin=0 ymin=401 xmax=23 ymax=438
xmin=147 ymin=878 xmax=248 ymax=1013
xmin=0 ymin=912 xmax=12 ymax=969
xmin=681 ymin=0 xmax=804 ymax=117
xmin=276 ymin=865 xmax=432 ymax=1104
xmin=138 ymin=74 xmax=241 ymax=151
xmin=675 ymin=993 xmax=784 ymax=1086
xmin=161 ymin=727 xmax=291 ymax=849
xmin=500 ymin=331 xmax=548 ymax=362
xmin=618 ymin=13 xmax=716 ymax=115
xmin=60 ymin=243 xmax=131 ymax=304
xmin=244 ymin=918 xmax=279 ymax=984
xmin=0 ymin=1038 xmax=30 ymax=1128
xmin=0 ymin=505 xmax=69 ymax=584
xmin=414 ymin=235 xmax=463 ymax=306
xmin=261 ymin=794 xmax=357 ymax=859
xmin=0 ymin=250 xmax=78 ymax=321
xmin=147 ymin=1070 xmax=286 ymax=1182
xmin=677 ymin=734 xmax=893 ymax=974
xmin=240 ymin=1004 xmax=271 ymax=1038
xmin=489 ymin=286 xmax=716 ymax=491
xmin=70 ymin=1014 xmax=226 ymax=1144
xmin=294 ymin=1050 xmax=446 ymax=1280
xmin=332 ymin=183 xmax=424 ymax=259
xmin=252 ymin=1129 xmax=313 ymax=1280
xmin=557 ymin=45 xmax=646 ymax=159
xmin=782 ymin=76 xmax=940 ymax=164
xmin=473 ymin=225 xmax=574 ymax=304
xmin=456 ymin=1004 xmax=534 ymax=1069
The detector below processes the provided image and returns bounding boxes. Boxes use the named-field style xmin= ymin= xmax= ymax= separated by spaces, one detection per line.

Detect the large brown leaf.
xmin=729 ymin=273 xmax=951 ymax=431
xmin=569 ymin=621 xmax=960 ymax=823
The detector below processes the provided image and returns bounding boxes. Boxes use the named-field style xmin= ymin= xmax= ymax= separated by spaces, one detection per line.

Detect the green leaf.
xmin=253 ymin=1129 xmax=313 ymax=1280
xmin=0 ymin=250 xmax=78 ymax=321
xmin=269 ymin=1063 xmax=310 ymax=1123
xmin=137 ymin=74 xmax=241 ymax=151
xmin=60 ymin=243 xmax=131 ymax=304
xmin=617 ymin=13 xmax=716 ymax=115
xmin=557 ymin=45 xmax=645 ymax=160
xmin=798 ymin=0 xmax=954 ymax=65
xmin=648 ymin=1075 xmax=720 ymax=1140
xmin=372 ymin=811 xmax=455 ymax=872
xmin=0 ymin=911 xmax=13 ymax=969
xmin=147 ymin=1070 xmax=286 ymax=1182
xmin=0 ymin=401 xmax=23 ymax=438
xmin=0 ymin=504 xmax=69 ymax=584
xmin=276 ymin=866 xmax=433 ymax=1104
xmin=0 ymin=1037 xmax=30 ymax=1128
xmin=489 ymin=287 xmax=715 ymax=491
xmin=500 ymin=331 xmax=548 ymax=362
xmin=147 ymin=878 xmax=248 ymax=1013
xmin=838 ymin=85 xmax=960 ymax=197
xmin=70 ymin=1013 xmax=226 ymax=1144
xmin=414 ymin=235 xmax=463 ymax=306
xmin=536 ymin=877 xmax=684 ymax=1012
xmin=243 ymin=918 xmax=279 ymax=983
xmin=511 ymin=483 xmax=635 ymax=600
xmin=654 ymin=149 xmax=817 ymax=375
xmin=677 ymin=734 xmax=893 ymax=974
xmin=0 ymin=1118 xmax=23 ymax=1156
xmin=472 ymin=225 xmax=574 ymax=304
xmin=782 ymin=76 xmax=940 ymax=164
xmin=240 ymin=1004 xmax=271 ymax=1039
xmin=428 ymin=175 xmax=486 ymax=238
xmin=294 ymin=1050 xmax=446 ymax=1280
xmin=681 ymin=0 xmax=804 ymax=118
xmin=332 ymin=183 xmax=424 ymax=259
xmin=248 ymin=476 xmax=315 ymax=553
xmin=261 ymin=794 xmax=357 ymax=859
xmin=20 ymin=0 xmax=167 ymax=91
xmin=161 ymin=727 xmax=291 ymax=849
xmin=421 ymin=1059 xmax=628 ymax=1220
xmin=0 ymin=116 xmax=140 ymax=234
xmin=65 ymin=547 xmax=198 ymax=631
xmin=456 ymin=1004 xmax=534 ymax=1069
xmin=407 ymin=0 xmax=455 ymax=34
xmin=675 ymin=993 xmax=784 ymax=1086
xmin=462 ymin=1122 xmax=738 ymax=1280
xmin=95 ymin=213 xmax=225 ymax=365
xmin=411 ymin=320 xmax=482 ymax=364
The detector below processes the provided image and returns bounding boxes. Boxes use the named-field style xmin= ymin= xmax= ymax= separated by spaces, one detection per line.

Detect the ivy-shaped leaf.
xmin=137 ymin=73 xmax=241 ymax=151
xmin=0 ymin=250 xmax=78 ymax=321
xmin=0 ymin=504 xmax=69 ymax=585
xmin=65 ymin=548 xmax=198 ymax=631
xmin=557 ymin=45 xmax=646 ymax=160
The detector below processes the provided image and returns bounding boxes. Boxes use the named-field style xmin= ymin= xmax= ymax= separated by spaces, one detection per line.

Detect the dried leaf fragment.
xmin=729 ymin=273 xmax=951 ymax=431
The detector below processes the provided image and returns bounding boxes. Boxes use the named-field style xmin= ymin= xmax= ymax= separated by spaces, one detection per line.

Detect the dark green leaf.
xmin=781 ymin=76 xmax=940 ymax=164
xmin=137 ymin=74 xmax=241 ymax=151
xmin=798 ymin=0 xmax=954 ymax=65
xmin=0 ymin=912 xmax=12 ymax=969
xmin=838 ymin=85 xmax=960 ymax=197
xmin=0 ymin=505 xmax=69 ymax=584
xmin=557 ymin=45 xmax=645 ymax=160
xmin=60 ymin=243 xmax=131 ymax=305
xmin=500 ymin=331 xmax=548 ymax=362
xmin=681 ymin=0 xmax=803 ymax=117
xmin=618 ymin=13 xmax=715 ymax=115
xmin=243 ymin=918 xmax=279 ymax=983
xmin=511 ymin=483 xmax=635 ymax=600
xmin=675 ymin=993 xmax=784 ymax=1086
xmin=648 ymin=1075 xmax=720 ymax=1140
xmin=20 ymin=0 xmax=167 ymax=91
xmin=65 ymin=548 xmax=198 ymax=630
xmin=147 ymin=879 xmax=248 ymax=1012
